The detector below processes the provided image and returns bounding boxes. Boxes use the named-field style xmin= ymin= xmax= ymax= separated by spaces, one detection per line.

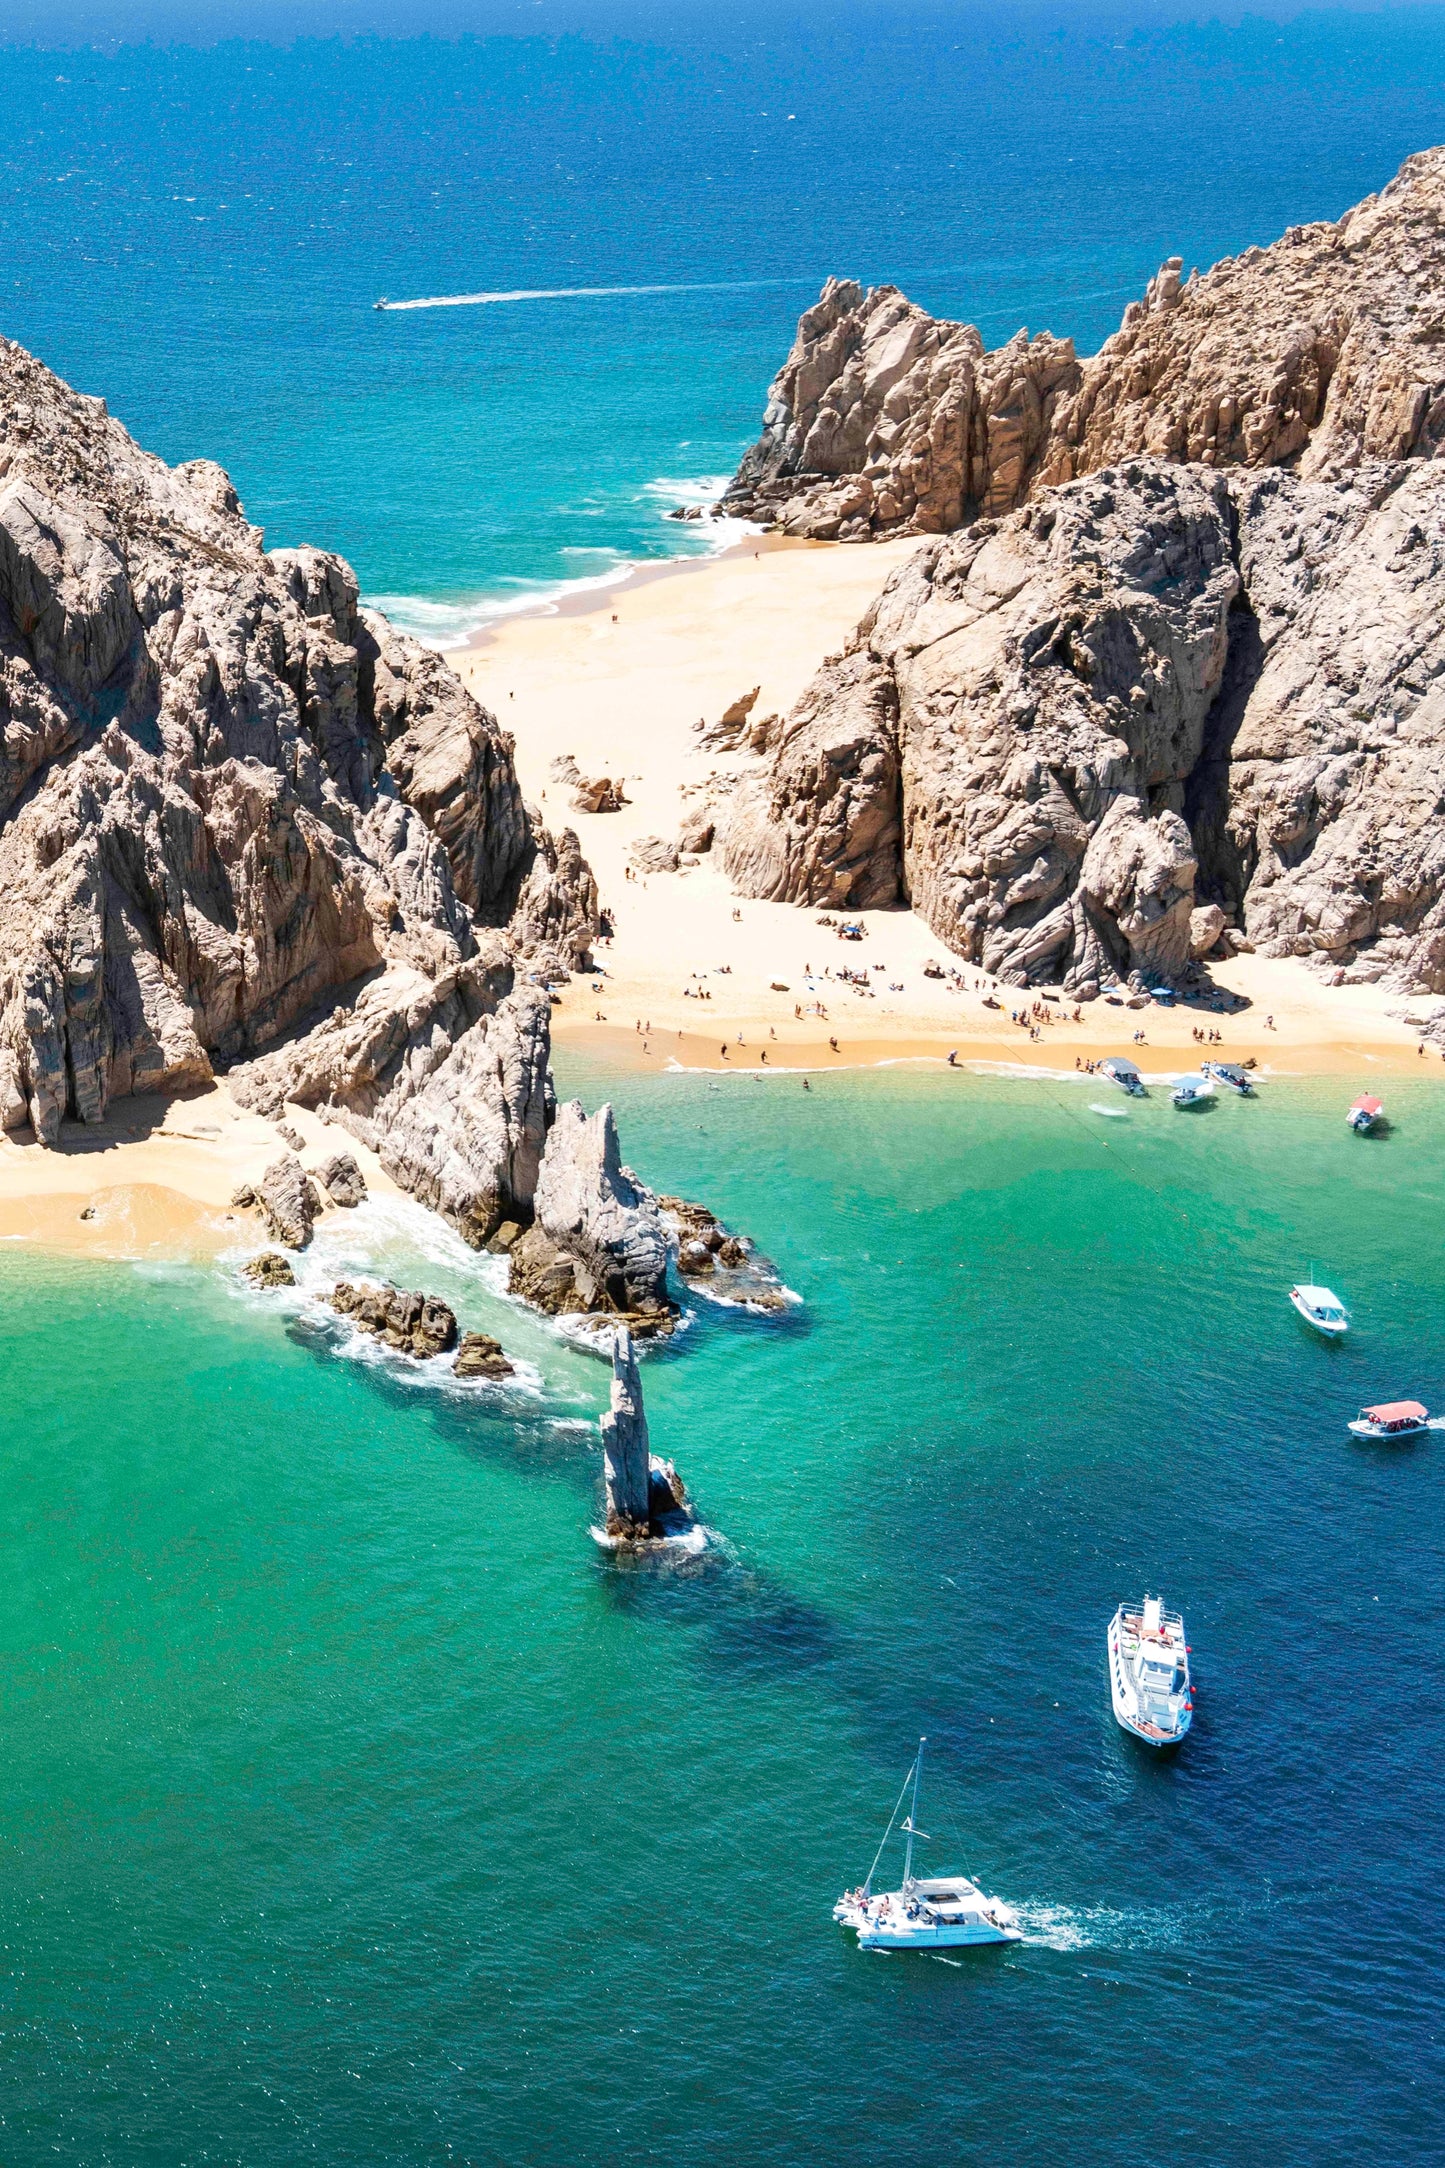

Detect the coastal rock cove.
xmin=5 ymin=11 xmax=1445 ymax=2163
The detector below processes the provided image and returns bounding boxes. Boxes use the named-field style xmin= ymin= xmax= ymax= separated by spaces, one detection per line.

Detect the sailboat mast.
xmin=903 ymin=1737 xmax=924 ymax=1886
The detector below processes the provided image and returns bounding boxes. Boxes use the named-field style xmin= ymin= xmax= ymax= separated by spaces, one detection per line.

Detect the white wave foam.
xmin=1088 ymin=1101 xmax=1131 ymax=1118
xmin=218 ymin=1194 xmax=544 ymax=1398
xmin=1014 ymin=1901 xmax=1187 ymax=1953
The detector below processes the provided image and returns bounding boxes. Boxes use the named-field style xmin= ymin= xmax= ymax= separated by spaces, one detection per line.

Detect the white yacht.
xmin=1289 ymin=1283 xmax=1349 ymax=1336
xmin=833 ymin=1740 xmax=1021 ymax=1950
xmin=1107 ymin=1594 xmax=1193 ymax=1748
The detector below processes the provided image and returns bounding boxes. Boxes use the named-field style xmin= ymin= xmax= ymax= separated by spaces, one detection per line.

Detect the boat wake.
xmin=1012 ymin=1901 xmax=1189 ymax=1953
xmin=375 ymin=276 xmax=821 ymax=312
xmin=1088 ymin=1102 xmax=1131 ymax=1118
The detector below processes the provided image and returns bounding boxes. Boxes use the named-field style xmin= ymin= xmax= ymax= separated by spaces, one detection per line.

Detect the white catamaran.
xmin=833 ymin=1739 xmax=1022 ymax=1950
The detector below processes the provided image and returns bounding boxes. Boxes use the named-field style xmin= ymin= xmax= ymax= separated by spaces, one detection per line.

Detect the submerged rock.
xmin=327 ymin=1279 xmax=458 ymax=1358
xmin=242 ymin=1251 xmax=296 ymax=1289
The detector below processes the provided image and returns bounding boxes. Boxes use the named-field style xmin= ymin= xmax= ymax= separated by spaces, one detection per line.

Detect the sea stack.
xmin=600 ymin=1328 xmax=652 ymax=1538
xmin=594 ymin=1328 xmax=702 ymax=1552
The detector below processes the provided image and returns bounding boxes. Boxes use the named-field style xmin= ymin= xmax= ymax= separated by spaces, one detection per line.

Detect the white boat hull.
xmin=1107 ymin=1607 xmax=1192 ymax=1748
xmin=1347 ymin=1416 xmax=1444 ymax=1440
xmin=834 ymin=1894 xmax=1021 ymax=1949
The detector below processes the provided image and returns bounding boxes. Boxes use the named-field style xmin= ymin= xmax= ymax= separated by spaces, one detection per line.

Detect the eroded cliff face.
xmin=719 ymin=147 xmax=1445 ymax=996
xmin=723 ymin=148 xmax=1445 ymax=541
xmin=0 ymin=331 xmax=600 ymax=1252
xmin=721 ymin=458 xmax=1445 ymax=993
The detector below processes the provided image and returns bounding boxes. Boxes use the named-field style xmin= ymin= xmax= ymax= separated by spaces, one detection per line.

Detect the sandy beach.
xmin=447 ymin=537 xmax=1445 ymax=1084
xmin=0 ymin=1083 xmax=400 ymax=1256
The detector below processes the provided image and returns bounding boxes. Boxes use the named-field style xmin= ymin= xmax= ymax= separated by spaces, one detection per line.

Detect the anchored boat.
xmin=1100 ymin=1056 xmax=1146 ymax=1097
xmin=1171 ymin=1073 xmax=1213 ymax=1108
xmin=1348 ymin=1399 xmax=1444 ymax=1440
xmin=1347 ymin=1094 xmax=1383 ymax=1133
xmin=1202 ymin=1060 xmax=1254 ymax=1095
xmin=833 ymin=1739 xmax=1021 ymax=1950
xmin=1289 ymin=1282 xmax=1349 ymax=1336
xmin=1107 ymin=1594 xmax=1193 ymax=1748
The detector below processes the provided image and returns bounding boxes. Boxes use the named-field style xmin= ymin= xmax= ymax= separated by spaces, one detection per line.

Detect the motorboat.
xmin=1289 ymin=1282 xmax=1349 ymax=1336
xmin=374 ymin=296 xmax=389 ymax=310
xmin=1348 ymin=1399 xmax=1445 ymax=1440
xmin=1202 ymin=1060 xmax=1254 ymax=1095
xmin=1107 ymin=1594 xmax=1193 ymax=1748
xmin=1171 ymin=1073 xmax=1213 ymax=1108
xmin=1100 ymin=1055 xmax=1146 ymax=1097
xmin=833 ymin=1739 xmax=1021 ymax=1950
xmin=1347 ymin=1094 xmax=1383 ymax=1133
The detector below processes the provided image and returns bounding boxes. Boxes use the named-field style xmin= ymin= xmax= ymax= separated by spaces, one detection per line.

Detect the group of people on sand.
xmin=1191 ymin=1025 xmax=1226 ymax=1044
xmin=1009 ymin=998 xmax=1085 ymax=1043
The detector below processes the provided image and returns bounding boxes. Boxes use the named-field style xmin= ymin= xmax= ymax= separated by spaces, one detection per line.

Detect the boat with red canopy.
xmin=1347 ymin=1094 xmax=1383 ymax=1132
xmin=1347 ymin=1400 xmax=1444 ymax=1440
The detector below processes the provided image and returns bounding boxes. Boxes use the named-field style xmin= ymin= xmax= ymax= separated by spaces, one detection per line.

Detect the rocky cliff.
xmin=722 ymin=456 xmax=1445 ymax=992
xmin=0 ymin=330 xmax=612 ymax=1258
xmin=718 ymin=149 xmax=1445 ymax=994
xmin=723 ymin=148 xmax=1445 ymax=541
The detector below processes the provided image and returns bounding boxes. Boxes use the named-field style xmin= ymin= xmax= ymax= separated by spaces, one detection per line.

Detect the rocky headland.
xmin=0 ymin=329 xmax=673 ymax=1318
xmin=717 ymin=150 xmax=1445 ymax=995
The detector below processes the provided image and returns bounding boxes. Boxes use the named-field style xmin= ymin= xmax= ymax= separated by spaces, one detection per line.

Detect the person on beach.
xmin=829 ymin=1037 xmax=839 ymax=1052
xmin=947 ymin=1051 xmax=958 ymax=1066
xmin=720 ymin=1045 xmax=728 ymax=1058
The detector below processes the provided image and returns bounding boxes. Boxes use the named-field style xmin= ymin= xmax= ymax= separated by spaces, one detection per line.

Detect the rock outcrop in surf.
xmin=720 ymin=150 xmax=1445 ymax=994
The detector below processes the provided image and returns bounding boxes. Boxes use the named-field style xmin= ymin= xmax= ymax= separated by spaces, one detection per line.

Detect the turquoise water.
xmin=6 ymin=13 xmax=1445 ymax=633
xmin=3 ymin=1059 xmax=1444 ymax=2161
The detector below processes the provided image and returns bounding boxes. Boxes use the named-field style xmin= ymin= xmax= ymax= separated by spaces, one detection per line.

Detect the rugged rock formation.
xmin=723 ymin=456 xmax=1445 ymax=991
xmin=454 ymin=1331 xmax=514 ymax=1380
xmin=508 ymin=1100 xmax=676 ymax=1330
xmin=328 ymin=1279 xmax=458 ymax=1358
xmin=599 ymin=1326 xmax=651 ymax=1537
xmin=659 ymin=1195 xmax=789 ymax=1311
xmin=0 ymin=330 xmax=598 ymax=1222
xmin=241 ymin=1250 xmax=295 ymax=1288
xmin=316 ymin=1149 xmax=367 ymax=1207
xmin=724 ymin=148 xmax=1445 ymax=540
xmin=595 ymin=1327 xmax=697 ymax=1548
xmin=630 ymin=835 xmax=680 ymax=875
xmin=255 ymin=1153 xmax=321 ymax=1248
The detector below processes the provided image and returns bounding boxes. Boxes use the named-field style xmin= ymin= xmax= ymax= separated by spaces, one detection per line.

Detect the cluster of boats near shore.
xmin=835 ymin=1060 xmax=1431 ymax=1957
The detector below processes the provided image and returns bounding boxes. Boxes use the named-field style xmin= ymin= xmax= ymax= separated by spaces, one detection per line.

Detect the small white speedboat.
xmin=1108 ymin=1594 xmax=1193 ymax=1748
xmin=1348 ymin=1399 xmax=1445 ymax=1440
xmin=1100 ymin=1056 xmax=1146 ymax=1097
xmin=1171 ymin=1073 xmax=1213 ymax=1108
xmin=1347 ymin=1094 xmax=1383 ymax=1133
xmin=1289 ymin=1283 xmax=1349 ymax=1336
xmin=833 ymin=1739 xmax=1021 ymax=1950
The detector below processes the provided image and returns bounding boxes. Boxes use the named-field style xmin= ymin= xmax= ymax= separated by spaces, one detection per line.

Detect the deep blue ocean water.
xmin=6 ymin=10 xmax=1445 ymax=634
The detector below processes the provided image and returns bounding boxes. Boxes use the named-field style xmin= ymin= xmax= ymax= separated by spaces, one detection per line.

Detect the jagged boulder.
xmin=256 ymin=1154 xmax=321 ymax=1249
xmin=316 ymin=1150 xmax=367 ymax=1207
xmin=524 ymin=1100 xmax=671 ymax=1320
xmin=454 ymin=1331 xmax=514 ymax=1380
xmin=241 ymin=1250 xmax=295 ymax=1288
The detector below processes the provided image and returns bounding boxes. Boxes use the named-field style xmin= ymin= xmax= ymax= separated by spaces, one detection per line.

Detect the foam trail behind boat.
xmin=376 ymin=277 xmax=822 ymax=311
